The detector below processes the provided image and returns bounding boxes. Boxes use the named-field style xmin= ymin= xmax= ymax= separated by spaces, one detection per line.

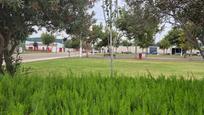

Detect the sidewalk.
xmin=3 ymin=52 xmax=83 ymax=64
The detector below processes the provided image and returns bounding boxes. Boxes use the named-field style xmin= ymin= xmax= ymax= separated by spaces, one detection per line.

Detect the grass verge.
xmin=24 ymin=58 xmax=204 ymax=78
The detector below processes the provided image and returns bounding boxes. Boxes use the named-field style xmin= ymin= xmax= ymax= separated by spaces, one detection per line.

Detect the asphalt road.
xmin=12 ymin=52 xmax=81 ymax=63
xmin=3 ymin=53 xmax=203 ymax=65
xmin=22 ymin=52 xmax=81 ymax=63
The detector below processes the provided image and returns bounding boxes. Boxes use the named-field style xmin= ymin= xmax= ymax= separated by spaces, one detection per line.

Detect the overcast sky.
xmin=30 ymin=0 xmax=171 ymax=43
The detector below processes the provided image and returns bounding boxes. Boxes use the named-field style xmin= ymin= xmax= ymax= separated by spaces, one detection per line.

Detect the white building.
xmin=107 ymin=45 xmax=200 ymax=55
xmin=25 ymin=37 xmax=65 ymax=53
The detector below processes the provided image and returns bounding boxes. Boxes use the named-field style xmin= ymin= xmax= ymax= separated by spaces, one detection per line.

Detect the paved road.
xmin=2 ymin=52 xmax=81 ymax=64
xmin=4 ymin=53 xmax=203 ymax=64
xmin=145 ymin=56 xmax=203 ymax=62
xmin=90 ymin=54 xmax=204 ymax=61
xmin=21 ymin=52 xmax=81 ymax=63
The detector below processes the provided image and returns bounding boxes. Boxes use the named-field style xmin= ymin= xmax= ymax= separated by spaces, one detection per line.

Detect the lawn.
xmin=1 ymin=58 xmax=204 ymax=114
xmin=24 ymin=58 xmax=204 ymax=78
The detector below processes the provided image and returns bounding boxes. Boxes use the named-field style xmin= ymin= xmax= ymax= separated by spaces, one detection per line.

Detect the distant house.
xmin=25 ymin=37 xmax=65 ymax=53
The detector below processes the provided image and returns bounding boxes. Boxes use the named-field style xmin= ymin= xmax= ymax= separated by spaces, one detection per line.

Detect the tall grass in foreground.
xmin=0 ymin=73 xmax=204 ymax=115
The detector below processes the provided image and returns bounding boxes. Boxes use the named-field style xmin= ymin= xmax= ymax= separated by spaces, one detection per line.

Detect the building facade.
xmin=25 ymin=37 xmax=65 ymax=53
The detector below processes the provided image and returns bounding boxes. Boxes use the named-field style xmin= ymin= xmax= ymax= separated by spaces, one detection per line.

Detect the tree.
xmin=121 ymin=40 xmax=132 ymax=52
xmin=41 ymin=33 xmax=55 ymax=51
xmin=96 ymin=30 xmax=118 ymax=50
xmin=114 ymin=33 xmax=123 ymax=52
xmin=153 ymin=0 xmax=204 ymax=59
xmin=102 ymin=0 xmax=119 ymax=76
xmin=137 ymin=33 xmax=154 ymax=52
xmin=163 ymin=27 xmax=195 ymax=56
xmin=158 ymin=38 xmax=171 ymax=54
xmin=64 ymin=39 xmax=80 ymax=49
xmin=66 ymin=2 xmax=95 ymax=57
xmin=117 ymin=0 xmax=161 ymax=55
xmin=89 ymin=24 xmax=104 ymax=54
xmin=0 ymin=0 xmax=95 ymax=75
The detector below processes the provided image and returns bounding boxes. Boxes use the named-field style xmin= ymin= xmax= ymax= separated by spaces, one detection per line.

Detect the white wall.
xmin=113 ymin=46 xmax=200 ymax=55
xmin=25 ymin=41 xmax=64 ymax=53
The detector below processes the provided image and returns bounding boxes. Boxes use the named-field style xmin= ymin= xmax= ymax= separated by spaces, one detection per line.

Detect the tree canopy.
xmin=0 ymin=0 xmax=95 ymax=75
xmin=116 ymin=0 xmax=161 ymax=50
xmin=153 ymin=0 xmax=204 ymax=58
xmin=158 ymin=38 xmax=170 ymax=50
xmin=41 ymin=33 xmax=55 ymax=49
xmin=161 ymin=27 xmax=196 ymax=52
xmin=121 ymin=40 xmax=132 ymax=50
xmin=64 ymin=39 xmax=80 ymax=49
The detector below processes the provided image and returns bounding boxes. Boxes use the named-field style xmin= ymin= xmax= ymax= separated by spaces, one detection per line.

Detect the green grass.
xmin=1 ymin=58 xmax=204 ymax=114
xmin=1 ymin=74 xmax=204 ymax=114
xmin=24 ymin=58 xmax=204 ymax=78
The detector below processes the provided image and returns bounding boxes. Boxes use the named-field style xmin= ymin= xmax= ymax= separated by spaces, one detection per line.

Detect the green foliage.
xmin=158 ymin=38 xmax=171 ymax=50
xmin=64 ymin=39 xmax=80 ymax=49
xmin=164 ymin=27 xmax=183 ymax=46
xmin=0 ymin=0 xmax=95 ymax=74
xmin=121 ymin=40 xmax=132 ymax=47
xmin=137 ymin=33 xmax=154 ymax=49
xmin=154 ymin=0 xmax=204 ymax=58
xmin=96 ymin=30 xmax=118 ymax=48
xmin=89 ymin=24 xmax=104 ymax=44
xmin=116 ymin=0 xmax=160 ymax=48
xmin=163 ymin=27 xmax=194 ymax=51
xmin=41 ymin=33 xmax=55 ymax=46
xmin=0 ymin=73 xmax=204 ymax=114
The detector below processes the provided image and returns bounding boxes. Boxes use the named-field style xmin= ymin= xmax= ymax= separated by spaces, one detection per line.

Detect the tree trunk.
xmin=198 ymin=47 xmax=204 ymax=60
xmin=197 ymin=38 xmax=204 ymax=60
xmin=0 ymin=33 xmax=4 ymax=75
xmin=4 ymin=50 xmax=15 ymax=76
xmin=180 ymin=48 xmax=183 ymax=57
xmin=181 ymin=23 xmax=204 ymax=59
xmin=0 ymin=53 xmax=4 ymax=75
xmin=79 ymin=39 xmax=83 ymax=58
xmin=165 ymin=49 xmax=168 ymax=54
xmin=115 ymin=47 xmax=118 ymax=53
xmin=190 ymin=49 xmax=193 ymax=57
xmin=92 ymin=48 xmax=95 ymax=55
xmin=4 ymin=40 xmax=20 ymax=76
xmin=46 ymin=45 xmax=49 ymax=52
xmin=135 ymin=45 xmax=137 ymax=58
xmin=200 ymin=52 xmax=204 ymax=60
xmin=145 ymin=48 xmax=148 ymax=57
xmin=86 ymin=49 xmax=89 ymax=58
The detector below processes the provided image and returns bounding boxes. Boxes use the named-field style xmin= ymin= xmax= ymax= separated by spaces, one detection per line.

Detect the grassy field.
xmin=24 ymin=58 xmax=204 ymax=78
xmin=1 ymin=74 xmax=204 ymax=114
xmin=1 ymin=58 xmax=204 ymax=114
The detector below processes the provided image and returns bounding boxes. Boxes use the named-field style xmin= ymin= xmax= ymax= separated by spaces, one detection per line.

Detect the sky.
xmin=30 ymin=0 xmax=172 ymax=43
